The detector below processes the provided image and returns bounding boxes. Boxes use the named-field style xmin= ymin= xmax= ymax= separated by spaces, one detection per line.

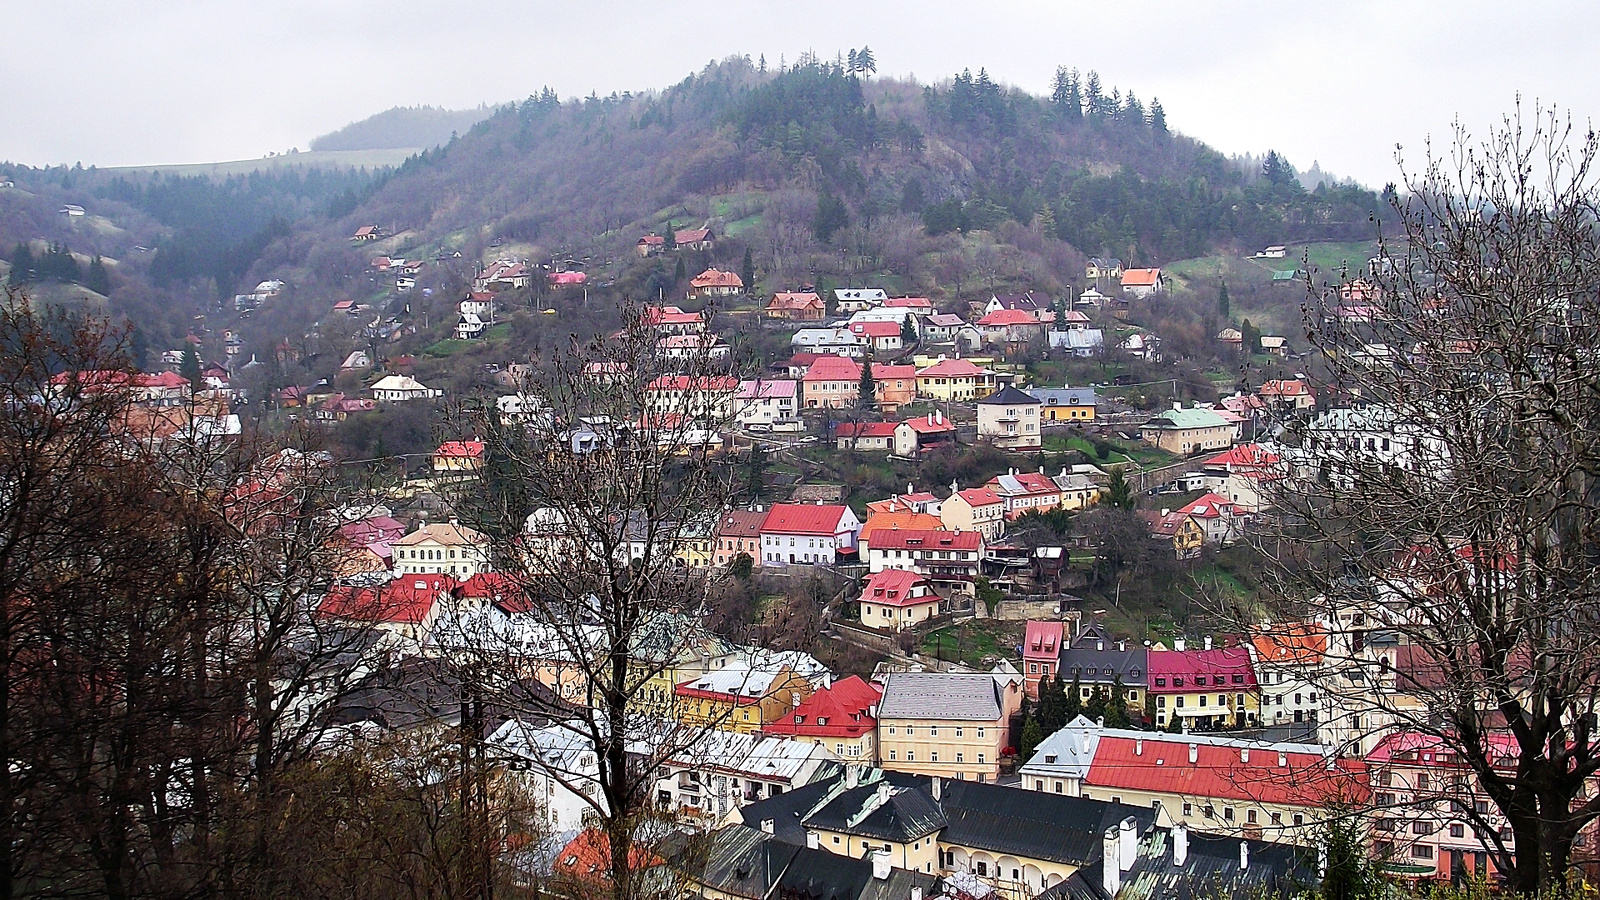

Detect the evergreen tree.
xmin=1240 ymin=318 xmax=1263 ymax=356
xmin=847 ymin=49 xmax=858 ymax=73
xmin=1217 ymin=279 xmax=1230 ymax=318
xmin=1050 ymin=66 xmax=1071 ymax=107
xmin=740 ymin=247 xmax=755 ymax=293
xmin=1062 ymin=673 xmax=1082 ymax=724
xmin=1106 ymin=676 xmax=1132 ymax=728
xmin=663 ymin=221 xmax=676 ymax=250
xmin=179 ymin=343 xmax=202 ymax=394
xmin=1038 ymin=673 xmax=1064 ymax=734
xmin=900 ymin=178 xmax=926 ymax=214
xmin=8 ymin=243 xmax=34 ymax=284
xmin=758 ymin=54 xmax=767 ymax=74
xmin=813 ymin=190 xmax=849 ymax=243
xmin=1143 ymin=689 xmax=1157 ymax=728
xmin=818 ymin=275 xmax=837 ymax=317
xmin=86 ymin=254 xmax=111 ymax=295
xmin=857 ymin=359 xmax=876 ymax=409
xmin=1148 ymin=98 xmax=1167 ymax=134
xmin=1262 ymin=151 xmax=1297 ymax=187
xmin=856 ymin=46 xmax=875 ymax=77
xmin=1167 ymin=714 xmax=1185 ymax=734
xmin=1019 ymin=717 xmax=1044 ymax=763
xmin=1065 ymin=68 xmax=1083 ymax=121
xmin=1083 ymin=71 xmax=1103 ymax=119
xmin=673 ymin=256 xmax=686 ymax=284
xmin=1123 ymin=91 xmax=1143 ymax=125
xmin=1106 ymin=467 xmax=1134 ymax=510
xmin=900 ymin=317 xmax=917 ymax=345
xmin=1085 ymin=685 xmax=1110 ymax=723
xmin=1036 ymin=205 xmax=1058 ymax=240
xmin=746 ymin=443 xmax=769 ymax=499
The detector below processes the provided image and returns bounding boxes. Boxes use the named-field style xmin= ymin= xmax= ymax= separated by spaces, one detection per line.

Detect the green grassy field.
xmin=920 ymin=619 xmax=1024 ymax=668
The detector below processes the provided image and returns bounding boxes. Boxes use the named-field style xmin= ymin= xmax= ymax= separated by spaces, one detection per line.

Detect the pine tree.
xmin=856 ymin=46 xmax=875 ymax=77
xmin=1038 ymin=674 xmax=1064 ymax=734
xmin=1148 ymin=98 xmax=1167 ymax=135
xmin=740 ymin=248 xmax=755 ymax=293
xmin=8 ymin=243 xmax=34 ymax=284
xmin=1037 ymin=206 xmax=1058 ymax=240
xmin=758 ymin=54 xmax=767 ymax=74
xmin=1084 ymin=71 xmax=1103 ymax=119
xmin=848 ymin=49 xmax=858 ymax=73
xmin=857 ymin=359 xmax=876 ymax=409
xmin=1262 ymin=151 xmax=1297 ymax=187
xmin=1106 ymin=676 xmax=1132 ymax=728
xmin=900 ymin=317 xmax=917 ymax=345
xmin=1217 ymin=279 xmax=1230 ymax=318
xmin=674 ymin=256 xmax=686 ymax=284
xmin=1019 ymin=717 xmax=1044 ymax=762
xmin=180 ymin=344 xmax=202 ymax=394
xmin=1085 ymin=685 xmax=1110 ymax=723
xmin=1122 ymin=91 xmax=1144 ymax=125
xmin=746 ymin=443 xmax=768 ymax=499
xmin=86 ymin=254 xmax=111 ymax=295
xmin=1062 ymin=673 xmax=1082 ymax=724
xmin=663 ymin=221 xmax=676 ymax=250
xmin=1106 ymin=467 xmax=1134 ymax=510
xmin=813 ymin=190 xmax=849 ymax=244
xmin=1051 ymin=66 xmax=1071 ymax=107
xmin=1065 ymin=69 xmax=1083 ymax=121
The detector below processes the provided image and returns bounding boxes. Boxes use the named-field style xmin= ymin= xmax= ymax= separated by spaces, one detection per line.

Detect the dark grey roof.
xmin=876 ymin=672 xmax=1005 ymax=721
xmin=738 ymin=768 xmax=927 ymax=847
xmin=1059 ymin=635 xmax=1148 ymax=688
xmin=1027 ymin=385 xmax=1100 ymax=408
xmin=697 ymin=824 xmax=940 ymax=900
xmin=1046 ymin=828 xmax=1313 ymax=900
xmin=976 ymin=385 xmax=1040 ymax=407
xmin=695 ymin=825 xmax=802 ymax=900
xmin=803 ymin=782 xmax=946 ymax=843
xmin=939 ymin=780 xmax=1158 ymax=868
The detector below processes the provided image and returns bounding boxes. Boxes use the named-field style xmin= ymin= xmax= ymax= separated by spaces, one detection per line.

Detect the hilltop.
xmin=309 ymin=105 xmax=500 ymax=152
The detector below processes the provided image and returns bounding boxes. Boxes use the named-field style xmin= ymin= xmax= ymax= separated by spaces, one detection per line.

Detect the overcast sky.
xmin=5 ymin=0 xmax=1596 ymax=188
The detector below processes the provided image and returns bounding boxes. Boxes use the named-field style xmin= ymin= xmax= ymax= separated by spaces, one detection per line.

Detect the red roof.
xmin=1024 ymin=621 xmax=1065 ymax=661
xmin=871 ymin=363 xmax=917 ymax=380
xmin=1250 ymin=622 xmax=1326 ymax=666
xmin=988 ymin=471 xmax=1059 ymax=497
xmin=555 ymin=829 xmax=664 ymax=883
xmin=674 ymin=228 xmax=711 ymax=244
xmin=691 ymin=268 xmax=744 ymax=289
xmin=637 ymin=234 xmax=665 ymax=247
xmin=435 ymin=440 xmax=485 ymax=460
xmin=899 ymin=412 xmax=955 ymax=434
xmin=870 ymin=529 xmax=981 ymax=552
xmin=1147 ymin=647 xmax=1258 ymax=691
xmin=977 ymin=309 xmax=1041 ymax=327
xmin=1177 ymin=492 xmax=1234 ymax=520
xmin=760 ymin=503 xmax=853 ymax=536
xmin=837 ymin=422 xmax=899 ymax=439
xmin=648 ymin=375 xmax=739 ymax=391
xmin=1205 ymin=444 xmax=1280 ymax=470
xmin=917 ymin=359 xmax=989 ymax=378
xmin=1367 ymin=729 xmax=1518 ymax=770
xmin=767 ymin=292 xmax=823 ymax=311
xmin=1259 ymin=379 xmax=1312 ymax=398
xmin=859 ymin=568 xmax=935 ymax=607
xmin=1121 ymin=267 xmax=1162 ymax=287
xmin=849 ymin=321 xmax=902 ymax=338
xmin=317 ymin=574 xmax=455 ymax=625
xmin=716 ymin=508 xmax=767 ymax=540
xmin=955 ymin=487 xmax=1004 ymax=508
xmin=801 ymin=354 xmax=861 ymax=383
xmin=764 ymin=675 xmax=881 ymax=739
xmin=548 ymin=271 xmax=588 ymax=285
xmin=1086 ymin=736 xmax=1368 ymax=807
xmin=884 ymin=297 xmax=933 ymax=309
xmin=642 ymin=305 xmax=703 ymax=326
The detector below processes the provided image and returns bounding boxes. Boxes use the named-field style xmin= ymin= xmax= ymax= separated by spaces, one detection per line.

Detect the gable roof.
xmin=977 ymin=308 xmax=1041 ymax=327
xmin=1250 ymin=622 xmax=1326 ymax=667
xmin=849 ymin=320 xmax=902 ymax=338
xmin=1024 ymin=621 xmax=1065 ymax=659
xmin=802 ymin=354 xmax=862 ymax=383
xmin=692 ymin=268 xmax=744 ymax=289
xmin=988 ymin=471 xmax=1059 ymax=497
xmin=760 ymin=503 xmax=854 ymax=536
xmin=940 ymin=779 xmax=1158 ymax=868
xmin=767 ymin=291 xmax=824 ymax=311
xmin=435 ymin=440 xmax=485 ymax=460
xmin=954 ymin=487 xmax=1004 ymax=509
xmin=898 ymin=413 xmax=956 ymax=434
xmin=764 ymin=675 xmax=881 ymax=739
xmin=916 ymin=358 xmax=989 ymax=378
xmin=804 ymin=781 xmax=947 ymax=843
xmin=1145 ymin=407 xmax=1231 ymax=430
xmin=1084 ymin=734 xmax=1367 ymax=808
xmin=318 ymin=573 xmax=454 ymax=624
xmin=859 ymin=568 xmax=935 ymax=608
xmin=1121 ymin=267 xmax=1162 ymax=287
xmin=869 ymin=529 xmax=982 ymax=552
xmin=395 ymin=521 xmax=487 ymax=547
xmin=860 ymin=511 xmax=946 ymax=537
xmin=1145 ymin=647 xmax=1257 ymax=688
xmin=837 ymin=422 xmax=900 ymax=439
xmin=1177 ymin=492 xmax=1235 ymax=520
xmin=716 ymin=508 xmax=768 ymax=540
xmin=1027 ymin=385 xmax=1099 ymax=407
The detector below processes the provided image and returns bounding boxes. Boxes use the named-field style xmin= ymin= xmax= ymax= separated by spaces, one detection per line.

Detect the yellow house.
xmin=674 ymin=665 xmax=814 ymax=734
xmin=940 ymin=486 xmax=1006 ymax=543
xmin=634 ymin=615 xmax=739 ymax=715
xmin=394 ymin=520 xmax=491 ymax=577
xmin=1143 ymin=510 xmax=1206 ymax=559
xmin=1147 ymin=643 xmax=1261 ymax=730
xmin=1140 ymin=406 xmax=1234 ymax=455
xmin=1026 ymin=386 xmax=1098 ymax=423
xmin=674 ymin=516 xmax=717 ymax=569
xmin=915 ymin=358 xmax=996 ymax=402
xmin=877 ymin=672 xmax=1021 ymax=783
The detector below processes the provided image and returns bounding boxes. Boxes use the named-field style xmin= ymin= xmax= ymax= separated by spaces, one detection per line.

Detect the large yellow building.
xmin=1026 ymin=386 xmax=1098 ymax=422
xmin=673 ymin=665 xmax=814 ymax=734
xmin=877 ymin=672 xmax=1022 ymax=783
xmin=915 ymin=358 xmax=996 ymax=401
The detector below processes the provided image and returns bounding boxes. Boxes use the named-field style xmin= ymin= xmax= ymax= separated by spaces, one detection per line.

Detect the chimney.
xmin=1161 ymin=508 xmax=1171 ymax=516
xmin=871 ymin=850 xmax=891 ymax=880
xmin=1278 ymin=752 xmax=1287 ymax=767
xmin=1096 ymin=640 xmax=1104 ymax=652
xmin=1240 ymin=841 xmax=1250 ymax=870
xmin=1101 ymin=826 xmax=1122 ymax=897
xmin=930 ymin=776 xmax=941 ymax=802
xmin=1188 ymin=743 xmax=1198 ymax=764
xmin=760 ymin=818 xmax=775 ymax=834
xmin=1119 ymin=817 xmax=1138 ymax=872
xmin=1204 ymin=636 xmax=1212 ymax=651
xmin=1173 ymin=401 xmax=1183 ymax=411
xmin=845 ymin=766 xmax=860 ymax=789
xmin=1240 ymin=747 xmax=1250 ymax=763
xmin=912 ymin=890 xmax=924 ymax=900
xmin=1118 ymin=641 xmax=1126 ymax=652
xmin=1135 ymin=738 xmax=1143 ymax=756
xmin=1038 ymin=465 xmax=1045 ymax=475
xmin=806 ymin=832 xmax=819 ymax=850
xmin=1172 ymin=824 xmax=1189 ymax=866
xmin=1174 ymin=638 xmax=1186 ymax=651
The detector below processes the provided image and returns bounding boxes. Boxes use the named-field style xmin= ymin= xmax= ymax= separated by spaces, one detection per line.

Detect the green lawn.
xmin=422 ymin=338 xmax=476 ymax=358
xmin=920 ymin=619 xmax=1024 ymax=668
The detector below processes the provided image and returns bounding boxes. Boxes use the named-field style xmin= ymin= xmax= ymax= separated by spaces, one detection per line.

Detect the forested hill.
xmin=309 ymin=105 xmax=499 ymax=152
xmin=342 ymin=56 xmax=1377 ymax=270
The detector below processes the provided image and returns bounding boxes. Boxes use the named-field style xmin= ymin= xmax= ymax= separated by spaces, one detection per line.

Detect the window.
xmin=930 ymin=726 xmax=938 ymax=737
xmin=930 ymin=752 xmax=938 ymax=762
xmin=1412 ymin=821 xmax=1432 ymax=835
xmin=833 ymin=836 xmax=840 ymax=844
xmin=1233 ymin=674 xmax=1245 ymax=684
xmin=955 ymin=727 xmax=964 ymax=737
xmin=1293 ymin=814 xmax=1305 ymax=827
xmin=1182 ymin=802 xmax=1193 ymax=816
xmin=906 ymin=752 xmax=914 ymax=761
xmin=1055 ymin=781 xmax=1063 ymax=794
xmin=1176 ymin=697 xmax=1185 ymax=708
xmin=977 ymin=728 xmax=986 ymax=738
xmin=1411 ymin=844 xmax=1434 ymax=860
xmin=1204 ymin=805 xmax=1215 ymax=819
xmin=1450 ymin=824 xmax=1465 ymax=838
xmin=888 ymin=726 xmax=897 ymax=735
xmin=1156 ymin=677 xmax=1166 ymax=687
xmin=906 ymin=727 xmax=914 ymax=736
xmin=1224 ymin=807 xmax=1235 ymax=822
xmin=1474 ymin=800 xmax=1489 ymax=814
xmin=1158 ymin=696 xmax=1167 ymax=708
xmin=1199 ymin=696 xmax=1207 ymax=707
xmin=977 ymin=754 xmax=985 ymax=764
xmin=1271 ymin=813 xmax=1282 ymax=825
xmin=889 ymin=750 xmax=897 ymax=760
xmin=956 ymin=753 xmax=964 ymax=763
xmin=1247 ymin=810 xmax=1258 ymax=825
xmin=1195 ymin=676 xmax=1206 ymax=686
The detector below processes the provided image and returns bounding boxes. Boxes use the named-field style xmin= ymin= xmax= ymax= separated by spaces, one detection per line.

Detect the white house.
xmin=734 ymin=379 xmax=800 ymax=431
xmin=758 ymin=503 xmax=863 ymax=566
xmin=791 ymin=327 xmax=864 ymax=358
xmin=656 ymin=731 xmax=835 ymax=820
xmin=394 ymin=521 xmax=491 ymax=577
xmin=455 ymin=312 xmax=486 ymax=340
xmin=491 ymin=719 xmax=608 ymax=833
xmin=834 ymin=288 xmax=887 ymax=312
xmin=371 ymin=374 xmax=442 ymax=402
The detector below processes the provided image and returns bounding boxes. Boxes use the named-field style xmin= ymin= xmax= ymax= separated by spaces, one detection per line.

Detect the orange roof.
xmin=1258 ymin=379 xmax=1311 ymax=398
xmin=1250 ymin=622 xmax=1327 ymax=666
xmin=955 ymin=487 xmax=1003 ymax=508
xmin=977 ymin=309 xmax=1040 ymax=327
xmin=555 ymin=829 xmax=663 ymax=884
xmin=767 ymin=291 xmax=823 ymax=311
xmin=861 ymin=510 xmax=945 ymax=537
xmin=691 ymin=268 xmax=744 ymax=289
xmin=1120 ymin=267 xmax=1162 ymax=287
xmin=435 ymin=440 xmax=485 ymax=459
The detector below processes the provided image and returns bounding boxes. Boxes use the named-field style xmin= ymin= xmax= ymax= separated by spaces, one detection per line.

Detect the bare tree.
xmin=444 ymin=301 xmax=756 ymax=900
xmin=1261 ymin=105 xmax=1600 ymax=894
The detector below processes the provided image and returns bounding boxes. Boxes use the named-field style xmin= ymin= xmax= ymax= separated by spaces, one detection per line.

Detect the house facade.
xmin=916 ymin=359 xmax=996 ymax=401
xmin=858 ymin=569 xmax=941 ymax=631
xmin=1140 ymin=406 xmax=1234 ymax=455
xmin=1028 ymin=385 xmax=1098 ymax=422
xmin=394 ymin=521 xmax=491 ymax=577
xmin=758 ymin=503 xmax=863 ymax=565
xmin=940 ymin=487 xmax=1006 ymax=543
xmin=976 ymin=386 xmax=1042 ymax=450
xmin=877 ymin=672 xmax=1022 ymax=783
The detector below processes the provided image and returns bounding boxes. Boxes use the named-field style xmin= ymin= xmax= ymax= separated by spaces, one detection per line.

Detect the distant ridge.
xmin=310 ymin=105 xmax=500 ymax=152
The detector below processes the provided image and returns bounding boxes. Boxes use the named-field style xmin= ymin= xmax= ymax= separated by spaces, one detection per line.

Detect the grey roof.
xmin=975 ymin=385 xmax=1040 ymax=407
xmin=1047 ymin=827 xmax=1313 ymax=900
xmin=939 ymin=780 xmax=1158 ymax=868
xmin=1059 ymin=622 xmax=1148 ymax=687
xmin=696 ymin=824 xmax=941 ymax=900
xmin=803 ymin=781 xmax=946 ymax=842
xmin=876 ymin=672 xmax=1004 ymax=721
xmin=738 ymin=767 xmax=925 ymax=847
xmin=1028 ymin=385 xmax=1100 ymax=408
xmin=1018 ymin=716 xmax=1103 ymax=782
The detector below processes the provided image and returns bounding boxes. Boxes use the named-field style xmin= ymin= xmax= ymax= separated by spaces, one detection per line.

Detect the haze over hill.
xmin=309 ymin=105 xmax=501 ymax=152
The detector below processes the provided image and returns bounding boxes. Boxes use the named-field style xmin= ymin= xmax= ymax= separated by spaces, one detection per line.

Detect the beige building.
xmin=394 ymin=520 xmax=491 ymax=576
xmin=915 ymin=358 xmax=996 ymax=401
xmin=877 ymin=672 xmax=1022 ymax=783
xmin=1140 ymin=405 xmax=1234 ymax=455
xmin=976 ymin=386 xmax=1042 ymax=450
xmin=940 ymin=486 xmax=1006 ymax=542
